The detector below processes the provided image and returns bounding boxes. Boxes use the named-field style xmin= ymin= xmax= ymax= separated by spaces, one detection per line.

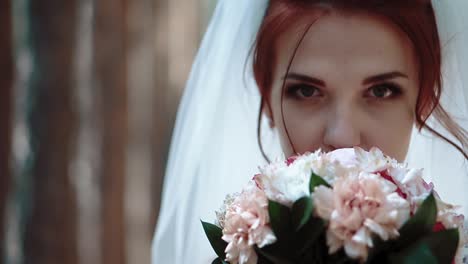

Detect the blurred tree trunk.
xmin=23 ymin=0 xmax=78 ymax=263
xmin=153 ymin=0 xmax=202 ymax=226
xmin=0 ymin=0 xmax=13 ymax=256
xmin=94 ymin=0 xmax=128 ymax=263
xmin=126 ymin=0 xmax=155 ymax=262
xmin=73 ymin=0 xmax=102 ymax=263
xmin=152 ymin=0 xmax=169 ymax=231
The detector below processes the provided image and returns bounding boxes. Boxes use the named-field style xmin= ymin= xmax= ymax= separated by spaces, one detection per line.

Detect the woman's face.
xmin=269 ymin=12 xmax=419 ymax=161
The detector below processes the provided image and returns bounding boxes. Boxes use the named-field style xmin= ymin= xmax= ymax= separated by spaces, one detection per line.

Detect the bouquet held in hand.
xmin=202 ymin=148 xmax=467 ymax=264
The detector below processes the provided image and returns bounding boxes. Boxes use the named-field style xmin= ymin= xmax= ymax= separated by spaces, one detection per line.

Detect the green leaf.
xmin=367 ymin=228 xmax=460 ymax=264
xmin=256 ymin=245 xmax=295 ymax=264
xmin=268 ymin=200 xmax=292 ymax=239
xmin=389 ymin=243 xmax=437 ymax=264
xmin=399 ymin=193 xmax=437 ymax=239
xmin=297 ymin=217 xmax=325 ymax=256
xmin=309 ymin=171 xmax=331 ymax=193
xmin=421 ymin=228 xmax=460 ymax=264
xmin=366 ymin=234 xmax=394 ymax=263
xmin=327 ymin=248 xmax=359 ymax=264
xmin=201 ymin=220 xmax=228 ymax=260
xmin=292 ymin=196 xmax=314 ymax=231
xmin=368 ymin=194 xmax=438 ymax=263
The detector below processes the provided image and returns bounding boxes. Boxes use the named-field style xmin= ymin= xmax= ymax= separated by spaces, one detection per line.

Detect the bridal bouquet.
xmin=202 ymin=148 xmax=467 ymax=264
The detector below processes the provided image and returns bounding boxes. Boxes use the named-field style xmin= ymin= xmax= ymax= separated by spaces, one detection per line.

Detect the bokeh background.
xmin=1 ymin=0 xmax=218 ymax=263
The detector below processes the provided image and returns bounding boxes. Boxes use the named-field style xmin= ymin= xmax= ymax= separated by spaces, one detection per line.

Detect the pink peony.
xmin=222 ymin=182 xmax=276 ymax=264
xmin=313 ymin=172 xmax=410 ymax=261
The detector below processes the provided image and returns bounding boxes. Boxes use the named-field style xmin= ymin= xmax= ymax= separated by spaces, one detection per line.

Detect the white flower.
xmin=216 ymin=193 xmax=239 ymax=228
xmin=326 ymin=148 xmax=359 ymax=168
xmin=256 ymin=157 xmax=311 ymax=207
xmin=308 ymin=153 xmax=351 ymax=184
xmin=255 ymin=149 xmax=359 ymax=206
xmin=386 ymin=166 xmax=434 ymax=213
xmin=354 ymin=147 xmax=392 ymax=172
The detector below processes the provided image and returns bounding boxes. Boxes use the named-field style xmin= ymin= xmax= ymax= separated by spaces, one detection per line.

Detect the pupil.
xmin=373 ymin=86 xmax=387 ymax=97
xmin=301 ymin=87 xmax=315 ymax=97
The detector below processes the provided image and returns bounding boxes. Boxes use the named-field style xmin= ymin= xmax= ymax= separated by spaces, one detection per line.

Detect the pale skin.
xmin=267 ymin=11 xmax=420 ymax=161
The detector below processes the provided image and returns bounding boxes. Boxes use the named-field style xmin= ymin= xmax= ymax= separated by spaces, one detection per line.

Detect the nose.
xmin=323 ymin=105 xmax=361 ymax=150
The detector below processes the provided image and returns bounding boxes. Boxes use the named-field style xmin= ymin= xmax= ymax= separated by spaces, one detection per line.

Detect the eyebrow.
xmin=283 ymin=71 xmax=408 ymax=86
xmin=283 ymin=73 xmax=325 ymax=87
xmin=362 ymin=71 xmax=409 ymax=85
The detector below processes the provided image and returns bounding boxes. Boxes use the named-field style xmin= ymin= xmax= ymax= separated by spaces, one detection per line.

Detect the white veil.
xmin=152 ymin=1 xmax=468 ymax=263
xmin=406 ymin=0 xmax=468 ymax=214
xmin=151 ymin=1 xmax=276 ymax=263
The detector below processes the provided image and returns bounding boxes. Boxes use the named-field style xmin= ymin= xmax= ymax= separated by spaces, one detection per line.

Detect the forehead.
xmin=276 ymin=12 xmax=418 ymax=80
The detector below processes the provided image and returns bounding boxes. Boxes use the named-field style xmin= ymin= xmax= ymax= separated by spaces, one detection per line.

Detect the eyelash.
xmin=365 ymin=82 xmax=403 ymax=100
xmin=285 ymin=84 xmax=322 ymax=100
xmin=285 ymin=82 xmax=404 ymax=100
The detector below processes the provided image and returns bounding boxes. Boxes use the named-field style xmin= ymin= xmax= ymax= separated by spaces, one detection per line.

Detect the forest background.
xmin=0 ymin=0 xmax=217 ymax=263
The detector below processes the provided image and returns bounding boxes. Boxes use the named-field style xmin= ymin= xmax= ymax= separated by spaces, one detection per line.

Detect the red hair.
xmin=253 ymin=0 xmax=468 ymax=160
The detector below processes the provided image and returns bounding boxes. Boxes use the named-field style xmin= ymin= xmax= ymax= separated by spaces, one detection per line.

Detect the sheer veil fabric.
xmin=151 ymin=1 xmax=275 ymax=263
xmin=152 ymin=1 xmax=468 ymax=263
xmin=406 ymin=0 xmax=468 ymax=215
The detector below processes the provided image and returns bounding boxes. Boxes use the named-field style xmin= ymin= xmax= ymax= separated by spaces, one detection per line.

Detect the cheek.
xmin=269 ymin=87 xmax=326 ymax=156
xmin=275 ymin=108 xmax=325 ymax=156
xmin=363 ymin=103 xmax=415 ymax=161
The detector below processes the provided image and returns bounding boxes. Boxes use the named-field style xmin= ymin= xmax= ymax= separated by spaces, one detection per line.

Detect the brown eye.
xmin=366 ymin=83 xmax=402 ymax=99
xmin=286 ymin=84 xmax=321 ymax=99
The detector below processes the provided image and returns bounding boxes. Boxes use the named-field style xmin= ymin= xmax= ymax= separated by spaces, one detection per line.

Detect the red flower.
xmin=431 ymin=222 xmax=457 ymax=264
xmin=285 ymin=156 xmax=298 ymax=166
xmin=432 ymin=222 xmax=446 ymax=232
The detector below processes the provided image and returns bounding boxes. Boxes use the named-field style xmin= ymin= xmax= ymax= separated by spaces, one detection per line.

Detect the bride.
xmin=152 ymin=0 xmax=468 ymax=263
